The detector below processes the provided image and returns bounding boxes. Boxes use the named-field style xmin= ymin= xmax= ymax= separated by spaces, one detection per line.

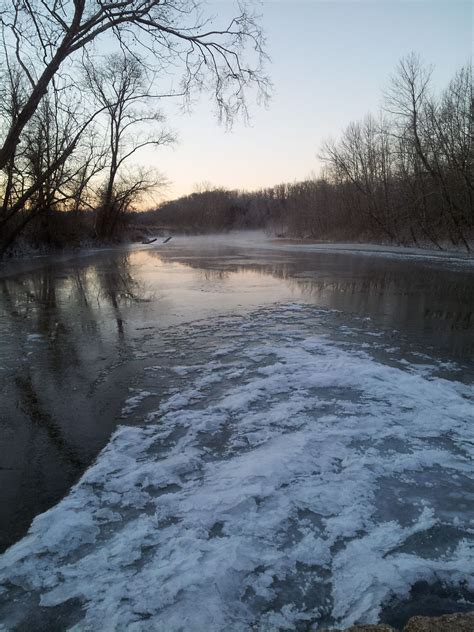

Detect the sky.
xmin=138 ymin=0 xmax=473 ymax=202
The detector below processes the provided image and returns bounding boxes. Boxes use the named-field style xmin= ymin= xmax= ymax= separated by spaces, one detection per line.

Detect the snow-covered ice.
xmin=0 ymin=304 xmax=473 ymax=630
xmin=121 ymin=390 xmax=153 ymax=417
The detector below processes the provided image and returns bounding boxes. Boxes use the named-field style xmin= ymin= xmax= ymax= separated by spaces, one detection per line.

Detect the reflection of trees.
xmin=96 ymin=255 xmax=144 ymax=338
xmin=0 ymin=253 xmax=145 ymax=398
xmin=1 ymin=270 xmax=84 ymax=471
xmin=197 ymin=269 xmax=231 ymax=282
xmin=15 ymin=373 xmax=83 ymax=469
xmin=154 ymin=247 xmax=474 ymax=336
xmin=0 ymin=252 xmax=145 ymax=551
xmin=1 ymin=253 xmax=145 ymax=343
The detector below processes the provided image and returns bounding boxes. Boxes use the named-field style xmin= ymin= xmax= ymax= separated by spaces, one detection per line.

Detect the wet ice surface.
xmin=1 ymin=303 xmax=473 ymax=631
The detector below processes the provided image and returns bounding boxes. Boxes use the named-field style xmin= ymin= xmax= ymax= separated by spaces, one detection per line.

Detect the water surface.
xmin=0 ymin=237 xmax=474 ymax=630
xmin=1 ymin=237 xmax=473 ymax=553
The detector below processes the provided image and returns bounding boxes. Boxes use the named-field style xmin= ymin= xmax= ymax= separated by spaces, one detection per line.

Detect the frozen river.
xmin=0 ymin=234 xmax=473 ymax=630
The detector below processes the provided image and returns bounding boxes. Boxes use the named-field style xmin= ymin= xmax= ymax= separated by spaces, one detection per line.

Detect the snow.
xmin=0 ymin=304 xmax=473 ymax=630
xmin=121 ymin=390 xmax=153 ymax=416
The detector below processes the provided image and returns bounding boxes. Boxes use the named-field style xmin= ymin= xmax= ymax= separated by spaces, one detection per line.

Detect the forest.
xmin=148 ymin=56 xmax=473 ymax=251
xmin=0 ymin=3 xmax=471 ymax=256
xmin=0 ymin=0 xmax=267 ymax=257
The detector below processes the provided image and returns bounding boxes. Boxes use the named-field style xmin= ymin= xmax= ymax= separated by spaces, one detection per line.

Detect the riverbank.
xmin=323 ymin=611 xmax=474 ymax=631
xmin=273 ymin=236 xmax=473 ymax=255
xmin=266 ymin=238 xmax=474 ymax=267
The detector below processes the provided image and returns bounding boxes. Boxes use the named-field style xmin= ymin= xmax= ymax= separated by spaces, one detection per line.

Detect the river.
xmin=0 ymin=234 xmax=473 ymax=630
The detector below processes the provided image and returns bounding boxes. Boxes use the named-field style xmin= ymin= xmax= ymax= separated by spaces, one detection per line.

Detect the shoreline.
xmin=322 ymin=611 xmax=474 ymax=630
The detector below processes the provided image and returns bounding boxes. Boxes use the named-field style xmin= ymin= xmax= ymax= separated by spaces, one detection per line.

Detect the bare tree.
xmin=0 ymin=62 xmax=27 ymax=217
xmin=0 ymin=0 xmax=269 ymax=172
xmin=153 ymin=57 xmax=471 ymax=249
xmin=426 ymin=63 xmax=473 ymax=224
xmin=83 ymin=54 xmax=174 ymax=239
xmin=385 ymin=53 xmax=471 ymax=250
xmin=321 ymin=115 xmax=400 ymax=243
xmin=0 ymin=98 xmax=107 ymax=255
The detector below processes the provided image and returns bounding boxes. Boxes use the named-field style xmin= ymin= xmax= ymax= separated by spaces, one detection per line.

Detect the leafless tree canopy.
xmin=0 ymin=0 xmax=268 ymax=162
xmin=149 ymin=56 xmax=473 ymax=251
xmin=0 ymin=0 xmax=269 ymax=254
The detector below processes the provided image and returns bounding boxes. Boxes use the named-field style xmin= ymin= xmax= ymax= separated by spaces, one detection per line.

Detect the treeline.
xmin=0 ymin=1 xmax=267 ymax=257
xmin=2 ymin=40 xmax=471 ymax=255
xmin=151 ymin=55 xmax=473 ymax=250
xmin=138 ymin=187 xmax=273 ymax=233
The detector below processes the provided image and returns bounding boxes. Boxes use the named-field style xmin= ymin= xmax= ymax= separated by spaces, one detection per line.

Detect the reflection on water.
xmin=0 ymin=254 xmax=147 ymax=551
xmin=150 ymin=244 xmax=474 ymax=356
xmin=0 ymin=241 xmax=473 ymax=552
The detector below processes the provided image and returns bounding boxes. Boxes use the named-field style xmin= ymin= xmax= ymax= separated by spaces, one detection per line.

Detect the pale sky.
xmin=138 ymin=0 xmax=473 ymax=201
